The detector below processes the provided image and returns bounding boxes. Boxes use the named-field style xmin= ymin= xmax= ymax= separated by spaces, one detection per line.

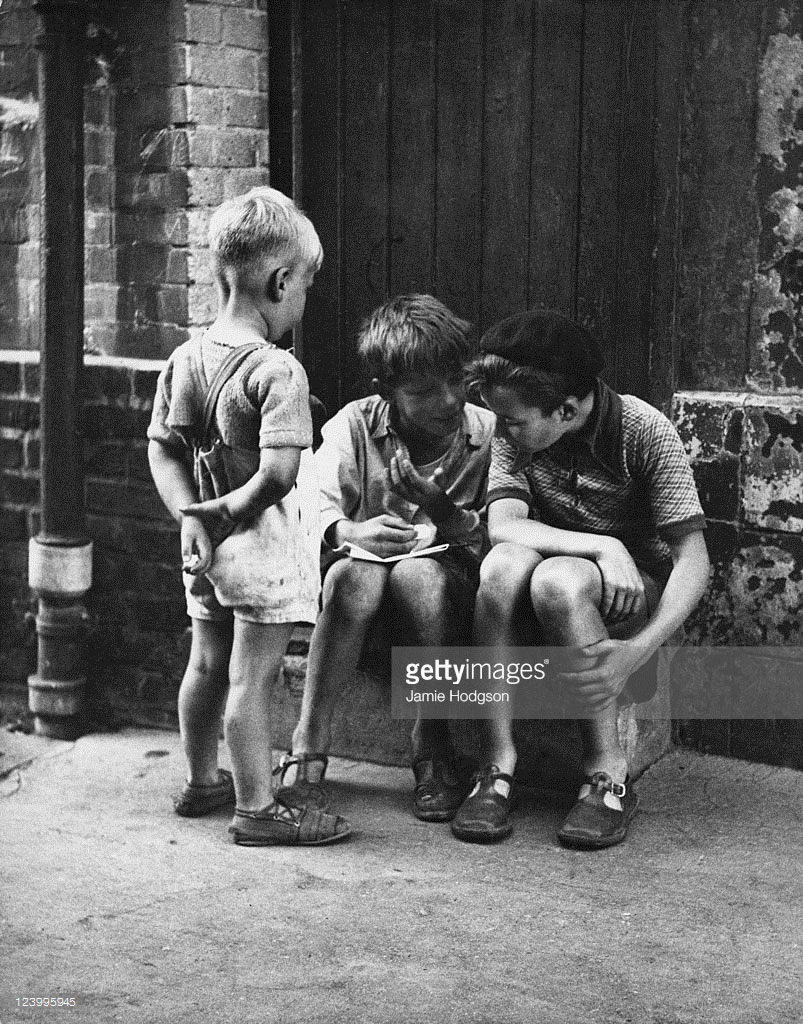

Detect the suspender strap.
xmin=199 ymin=342 xmax=262 ymax=446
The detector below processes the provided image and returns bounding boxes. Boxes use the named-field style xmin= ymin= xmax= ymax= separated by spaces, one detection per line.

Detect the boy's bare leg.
xmin=528 ymin=556 xmax=626 ymax=783
xmin=386 ymin=558 xmax=455 ymax=761
xmin=473 ymin=543 xmax=544 ymax=792
xmin=178 ymin=618 xmax=232 ymax=786
xmin=225 ymin=619 xmax=295 ymax=811
xmin=290 ymin=559 xmax=389 ymax=779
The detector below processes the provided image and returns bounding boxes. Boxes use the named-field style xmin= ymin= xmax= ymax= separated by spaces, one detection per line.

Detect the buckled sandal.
xmin=229 ymin=797 xmax=352 ymax=846
xmin=557 ymin=772 xmax=639 ymax=850
xmin=451 ymin=764 xmax=515 ymax=843
xmin=173 ymin=768 xmax=235 ymax=818
xmin=412 ymin=758 xmax=469 ymax=823
xmin=273 ymin=752 xmax=331 ymax=811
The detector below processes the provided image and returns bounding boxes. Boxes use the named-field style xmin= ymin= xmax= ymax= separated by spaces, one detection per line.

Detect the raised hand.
xmin=388 ymin=451 xmax=456 ymax=523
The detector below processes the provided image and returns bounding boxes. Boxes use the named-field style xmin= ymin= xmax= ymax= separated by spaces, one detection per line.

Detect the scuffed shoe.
xmin=273 ymin=752 xmax=331 ymax=811
xmin=558 ymin=773 xmax=639 ymax=850
xmin=451 ymin=765 xmax=515 ymax=843
xmin=229 ymin=798 xmax=352 ymax=846
xmin=412 ymin=758 xmax=470 ymax=823
xmin=173 ymin=769 xmax=235 ymax=818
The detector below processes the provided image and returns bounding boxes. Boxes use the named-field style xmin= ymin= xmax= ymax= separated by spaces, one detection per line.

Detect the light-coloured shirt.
xmin=316 ymin=395 xmax=496 ymax=563
xmin=147 ymin=331 xmax=313 ymax=452
xmin=147 ymin=331 xmax=319 ymax=622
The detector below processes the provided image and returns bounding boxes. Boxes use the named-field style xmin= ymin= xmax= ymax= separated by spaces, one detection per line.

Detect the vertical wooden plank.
xmin=341 ymin=0 xmax=391 ymax=402
xmin=648 ymin=0 xmax=684 ymax=410
xmin=267 ymin=0 xmax=294 ymax=199
xmin=479 ymin=0 xmax=534 ymax=332
xmin=528 ymin=0 xmax=583 ymax=317
xmin=296 ymin=0 xmax=342 ymax=415
xmin=434 ymin=0 xmax=484 ymax=327
xmin=612 ymin=0 xmax=656 ymax=398
xmin=388 ymin=0 xmax=436 ymax=297
xmin=576 ymin=0 xmax=626 ymax=385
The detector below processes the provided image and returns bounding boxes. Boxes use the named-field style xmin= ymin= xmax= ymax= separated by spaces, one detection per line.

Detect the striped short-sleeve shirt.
xmin=486 ymin=380 xmax=706 ymax=575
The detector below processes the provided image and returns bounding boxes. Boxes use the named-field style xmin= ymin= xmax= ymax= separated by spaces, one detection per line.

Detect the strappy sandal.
xmin=557 ymin=773 xmax=639 ymax=850
xmin=412 ymin=758 xmax=469 ymax=822
xmin=173 ymin=769 xmax=235 ymax=818
xmin=451 ymin=764 xmax=515 ymax=843
xmin=228 ymin=797 xmax=352 ymax=846
xmin=273 ymin=752 xmax=331 ymax=811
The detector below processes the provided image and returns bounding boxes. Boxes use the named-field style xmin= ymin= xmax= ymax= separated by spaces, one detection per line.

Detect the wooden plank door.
xmin=269 ymin=0 xmax=683 ymax=416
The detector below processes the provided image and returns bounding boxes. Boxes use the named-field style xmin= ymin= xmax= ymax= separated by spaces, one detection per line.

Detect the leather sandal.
xmin=557 ymin=773 xmax=639 ymax=850
xmin=173 ymin=769 xmax=234 ymax=818
xmin=451 ymin=765 xmax=515 ymax=843
xmin=273 ymin=752 xmax=330 ymax=811
xmin=412 ymin=758 xmax=469 ymax=823
xmin=229 ymin=797 xmax=352 ymax=846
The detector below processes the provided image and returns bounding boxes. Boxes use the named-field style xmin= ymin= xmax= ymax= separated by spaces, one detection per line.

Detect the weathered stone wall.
xmin=672 ymin=1 xmax=803 ymax=766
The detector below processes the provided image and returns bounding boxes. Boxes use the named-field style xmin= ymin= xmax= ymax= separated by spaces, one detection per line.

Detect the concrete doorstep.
xmin=1 ymin=727 xmax=801 ymax=1024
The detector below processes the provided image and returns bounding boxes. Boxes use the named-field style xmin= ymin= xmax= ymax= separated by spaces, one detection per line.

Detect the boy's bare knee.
xmin=388 ymin=558 xmax=448 ymax=610
xmin=479 ymin=543 xmax=542 ymax=599
xmin=530 ymin=557 xmax=600 ymax=616
xmin=186 ymin=621 xmax=231 ymax=679
xmin=323 ymin=558 xmax=387 ymax=621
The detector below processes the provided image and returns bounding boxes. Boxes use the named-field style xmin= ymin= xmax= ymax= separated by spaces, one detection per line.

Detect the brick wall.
xmin=0 ymin=349 xmax=323 ymax=735
xmin=0 ymin=1 xmax=39 ymax=352
xmin=0 ymin=352 xmax=182 ymax=721
xmin=0 ymin=0 xmax=269 ymax=358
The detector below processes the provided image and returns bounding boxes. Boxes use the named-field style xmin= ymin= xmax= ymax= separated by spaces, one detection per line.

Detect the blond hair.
xmin=208 ymin=187 xmax=322 ymax=290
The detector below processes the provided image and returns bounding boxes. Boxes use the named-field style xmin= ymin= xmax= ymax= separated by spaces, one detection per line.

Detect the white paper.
xmin=346 ymin=542 xmax=450 ymax=564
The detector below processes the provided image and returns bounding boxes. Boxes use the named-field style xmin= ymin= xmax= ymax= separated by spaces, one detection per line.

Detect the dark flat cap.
xmin=479 ymin=310 xmax=605 ymax=377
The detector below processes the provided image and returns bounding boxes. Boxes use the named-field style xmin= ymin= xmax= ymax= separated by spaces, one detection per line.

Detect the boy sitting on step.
xmin=277 ymin=294 xmax=496 ymax=824
xmin=453 ymin=310 xmax=709 ymax=849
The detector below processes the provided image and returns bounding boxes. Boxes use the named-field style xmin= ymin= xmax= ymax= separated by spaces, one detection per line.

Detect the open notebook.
xmin=345 ymin=522 xmax=448 ymax=563
xmin=346 ymin=542 xmax=450 ymax=564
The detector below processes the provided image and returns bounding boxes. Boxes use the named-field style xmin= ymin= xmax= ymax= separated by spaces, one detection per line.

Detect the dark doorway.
xmin=270 ymin=0 xmax=683 ymax=414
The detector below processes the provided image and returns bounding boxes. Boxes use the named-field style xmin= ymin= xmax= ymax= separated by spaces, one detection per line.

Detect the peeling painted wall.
xmin=751 ymin=21 xmax=803 ymax=390
xmin=672 ymin=1 xmax=803 ymax=766
xmin=678 ymin=0 xmax=763 ymax=389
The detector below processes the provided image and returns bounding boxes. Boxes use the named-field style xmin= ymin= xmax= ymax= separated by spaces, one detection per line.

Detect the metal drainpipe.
xmin=27 ymin=0 xmax=92 ymax=739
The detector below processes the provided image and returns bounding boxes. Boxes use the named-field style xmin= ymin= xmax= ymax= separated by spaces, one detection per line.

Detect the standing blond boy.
xmin=148 ymin=187 xmax=350 ymax=846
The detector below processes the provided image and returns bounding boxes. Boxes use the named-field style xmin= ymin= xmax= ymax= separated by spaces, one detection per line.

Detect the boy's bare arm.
xmin=181 ymin=446 xmax=302 ymax=526
xmin=148 ymin=438 xmax=213 ymax=574
xmin=488 ymin=497 xmax=645 ymax=619
xmin=625 ymin=530 xmax=710 ymax=651
xmin=489 ymin=497 xmax=618 ymax=559
xmin=562 ymin=530 xmax=710 ymax=711
xmin=148 ymin=438 xmax=198 ymax=521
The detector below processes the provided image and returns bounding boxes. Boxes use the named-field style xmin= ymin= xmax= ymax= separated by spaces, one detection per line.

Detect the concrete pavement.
xmin=1 ymin=724 xmax=801 ymax=1024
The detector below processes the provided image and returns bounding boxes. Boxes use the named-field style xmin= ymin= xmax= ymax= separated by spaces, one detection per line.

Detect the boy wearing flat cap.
xmin=455 ymin=310 xmax=709 ymax=849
